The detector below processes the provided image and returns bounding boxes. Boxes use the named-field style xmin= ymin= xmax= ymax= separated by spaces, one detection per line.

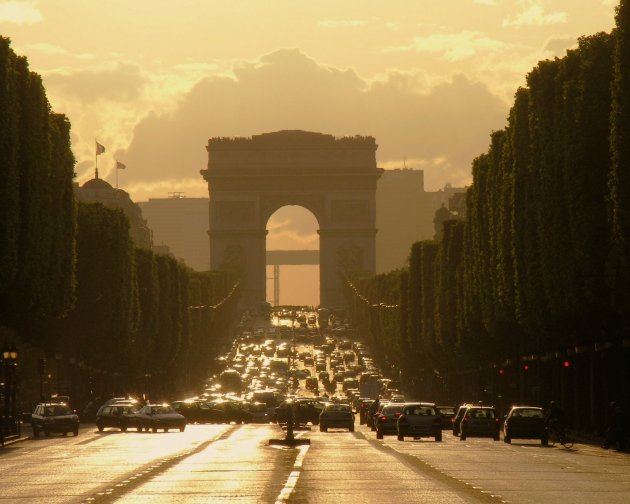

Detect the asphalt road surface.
xmin=1 ymin=420 xmax=629 ymax=503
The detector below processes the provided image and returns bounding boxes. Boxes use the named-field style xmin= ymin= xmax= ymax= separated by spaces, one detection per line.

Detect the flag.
xmin=116 ymin=161 xmax=126 ymax=170
xmin=96 ymin=141 xmax=106 ymax=155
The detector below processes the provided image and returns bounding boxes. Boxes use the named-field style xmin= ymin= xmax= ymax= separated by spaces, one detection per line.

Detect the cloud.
xmin=384 ymin=31 xmax=507 ymax=61
xmin=318 ymin=19 xmax=366 ymax=29
xmin=503 ymin=1 xmax=567 ymax=27
xmin=543 ymin=36 xmax=577 ymax=56
xmin=0 ymin=1 xmax=42 ymax=25
xmin=43 ymin=63 xmax=147 ymax=104
xmin=24 ymin=42 xmax=95 ymax=60
xmin=473 ymin=0 xmax=501 ymax=5
xmin=120 ymin=49 xmax=507 ymax=201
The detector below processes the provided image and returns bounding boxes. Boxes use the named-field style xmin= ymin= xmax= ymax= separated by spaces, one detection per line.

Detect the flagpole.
xmin=95 ymin=138 xmax=98 ymax=179
xmin=116 ymin=162 xmax=118 ymax=189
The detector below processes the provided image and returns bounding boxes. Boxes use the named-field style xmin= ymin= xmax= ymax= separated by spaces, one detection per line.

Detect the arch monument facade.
xmin=201 ymin=130 xmax=383 ymax=308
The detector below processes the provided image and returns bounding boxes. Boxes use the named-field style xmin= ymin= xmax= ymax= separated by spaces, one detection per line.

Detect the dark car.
xmin=358 ymin=399 xmax=375 ymax=425
xmin=436 ymin=405 xmax=456 ymax=429
xmin=32 ymin=403 xmax=79 ymax=437
xmin=276 ymin=398 xmax=325 ymax=426
xmin=172 ymin=400 xmax=225 ymax=424
xmin=503 ymin=406 xmax=547 ymax=445
xmin=135 ymin=404 xmax=186 ymax=432
xmin=375 ymin=403 xmax=405 ymax=439
xmin=397 ymin=402 xmax=442 ymax=442
xmin=459 ymin=406 xmax=500 ymax=441
xmin=452 ymin=403 xmax=474 ymax=436
xmin=319 ymin=403 xmax=354 ymax=432
xmin=207 ymin=399 xmax=252 ymax=424
xmin=95 ymin=403 xmax=139 ymax=432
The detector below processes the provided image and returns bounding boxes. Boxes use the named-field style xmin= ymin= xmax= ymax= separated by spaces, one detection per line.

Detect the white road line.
xmin=275 ymin=444 xmax=310 ymax=503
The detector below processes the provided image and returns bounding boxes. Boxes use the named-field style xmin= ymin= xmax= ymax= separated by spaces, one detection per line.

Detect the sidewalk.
xmin=570 ymin=429 xmax=628 ymax=453
xmin=1 ymin=433 xmax=29 ymax=448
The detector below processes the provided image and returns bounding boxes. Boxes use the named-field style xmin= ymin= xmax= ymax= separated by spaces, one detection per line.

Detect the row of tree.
xmin=0 ymin=37 xmax=242 ymax=402
xmin=54 ymin=202 xmax=241 ymax=398
xmin=344 ymin=2 xmax=630 ymax=427
xmin=0 ymin=36 xmax=76 ymax=330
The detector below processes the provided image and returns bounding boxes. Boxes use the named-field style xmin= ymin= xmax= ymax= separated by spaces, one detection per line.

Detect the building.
xmin=76 ymin=172 xmax=152 ymax=250
xmin=375 ymin=169 xmax=465 ymax=273
xmin=138 ymin=194 xmax=209 ymax=271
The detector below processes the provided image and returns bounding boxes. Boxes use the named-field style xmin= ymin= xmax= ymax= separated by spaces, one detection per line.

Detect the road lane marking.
xmin=274 ymin=444 xmax=310 ymax=503
xmin=357 ymin=430 xmax=509 ymax=504
xmin=79 ymin=425 xmax=238 ymax=504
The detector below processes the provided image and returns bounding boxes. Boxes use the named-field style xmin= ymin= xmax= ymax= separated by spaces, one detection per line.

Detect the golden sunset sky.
xmin=0 ymin=0 xmax=618 ymax=304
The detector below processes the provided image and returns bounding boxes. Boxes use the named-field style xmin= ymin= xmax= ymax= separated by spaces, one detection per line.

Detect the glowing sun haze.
xmin=0 ymin=0 xmax=618 ymax=303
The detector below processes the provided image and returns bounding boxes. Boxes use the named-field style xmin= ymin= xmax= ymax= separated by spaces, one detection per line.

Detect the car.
xmin=305 ymin=376 xmax=319 ymax=392
xmin=368 ymin=400 xmax=390 ymax=431
xmin=319 ymin=403 xmax=355 ymax=432
xmin=135 ymin=404 xmax=186 ymax=432
xmin=503 ymin=406 xmax=548 ymax=445
xmin=452 ymin=403 xmax=474 ymax=436
xmin=342 ymin=378 xmax=359 ymax=392
xmin=397 ymin=403 xmax=442 ymax=441
xmin=459 ymin=406 xmax=500 ymax=441
xmin=375 ymin=403 xmax=405 ymax=439
xmin=276 ymin=398 xmax=325 ymax=426
xmin=171 ymin=400 xmax=225 ymax=424
xmin=358 ymin=399 xmax=374 ymax=425
xmin=95 ymin=403 xmax=139 ymax=432
xmin=247 ymin=402 xmax=273 ymax=423
xmin=32 ymin=403 xmax=80 ymax=437
xmin=436 ymin=405 xmax=456 ymax=429
xmin=207 ymin=399 xmax=253 ymax=424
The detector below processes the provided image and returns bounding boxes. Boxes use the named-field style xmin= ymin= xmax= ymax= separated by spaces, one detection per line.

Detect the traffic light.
xmin=563 ymin=360 xmax=571 ymax=368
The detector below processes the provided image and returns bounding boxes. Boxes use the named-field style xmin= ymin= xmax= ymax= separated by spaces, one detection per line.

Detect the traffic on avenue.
xmin=1 ymin=309 xmax=628 ymax=504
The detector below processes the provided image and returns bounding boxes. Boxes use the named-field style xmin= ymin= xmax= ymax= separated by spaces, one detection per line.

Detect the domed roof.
xmin=82 ymin=178 xmax=113 ymax=190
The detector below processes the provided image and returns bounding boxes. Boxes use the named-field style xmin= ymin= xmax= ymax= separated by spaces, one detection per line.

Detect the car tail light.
xmin=451 ymin=417 xmax=455 ymax=423
xmin=495 ymin=418 xmax=500 ymax=423
xmin=379 ymin=415 xmax=388 ymax=422
xmin=394 ymin=412 xmax=401 ymax=418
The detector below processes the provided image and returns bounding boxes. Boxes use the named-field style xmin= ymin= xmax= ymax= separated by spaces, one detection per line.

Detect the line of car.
xmin=363 ymin=401 xmax=550 ymax=445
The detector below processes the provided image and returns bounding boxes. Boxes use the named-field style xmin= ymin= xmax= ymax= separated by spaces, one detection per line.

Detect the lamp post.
xmin=1 ymin=343 xmax=20 ymax=441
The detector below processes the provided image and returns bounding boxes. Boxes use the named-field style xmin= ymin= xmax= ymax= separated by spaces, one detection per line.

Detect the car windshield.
xmin=249 ymin=403 xmax=268 ymax=412
xmin=512 ymin=408 xmax=543 ymax=418
xmin=45 ymin=405 xmax=73 ymax=416
xmin=382 ymin=405 xmax=404 ymax=415
xmin=152 ymin=405 xmax=174 ymax=414
xmin=468 ymin=408 xmax=495 ymax=419
xmin=438 ymin=407 xmax=455 ymax=415
xmin=325 ymin=404 xmax=351 ymax=412
xmin=404 ymin=405 xmax=436 ymax=416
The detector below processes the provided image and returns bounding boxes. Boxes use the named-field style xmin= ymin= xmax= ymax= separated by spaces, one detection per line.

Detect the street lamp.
xmin=1 ymin=342 xmax=20 ymax=442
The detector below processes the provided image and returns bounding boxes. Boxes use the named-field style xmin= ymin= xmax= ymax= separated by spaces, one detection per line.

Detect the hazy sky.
xmin=0 ymin=0 xmax=618 ymax=304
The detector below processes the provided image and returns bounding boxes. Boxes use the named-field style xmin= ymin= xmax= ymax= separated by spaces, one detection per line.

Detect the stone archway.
xmin=200 ymin=130 xmax=383 ymax=308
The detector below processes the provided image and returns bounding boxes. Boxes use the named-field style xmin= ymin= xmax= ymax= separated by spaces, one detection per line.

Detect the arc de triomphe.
xmin=200 ymin=130 xmax=383 ymax=308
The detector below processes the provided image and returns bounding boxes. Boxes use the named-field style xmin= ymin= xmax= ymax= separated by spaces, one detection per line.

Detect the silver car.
xmin=396 ymin=403 xmax=442 ymax=442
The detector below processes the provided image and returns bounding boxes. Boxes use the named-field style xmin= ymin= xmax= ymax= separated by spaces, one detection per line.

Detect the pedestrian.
xmin=603 ymin=402 xmax=627 ymax=452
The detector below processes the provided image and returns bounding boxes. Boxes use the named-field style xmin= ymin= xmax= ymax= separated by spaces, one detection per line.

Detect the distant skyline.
xmin=0 ymin=0 xmax=619 ymax=305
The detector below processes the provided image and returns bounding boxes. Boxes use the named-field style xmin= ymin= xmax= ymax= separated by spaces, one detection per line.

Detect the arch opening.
xmin=266 ymin=205 xmax=319 ymax=307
